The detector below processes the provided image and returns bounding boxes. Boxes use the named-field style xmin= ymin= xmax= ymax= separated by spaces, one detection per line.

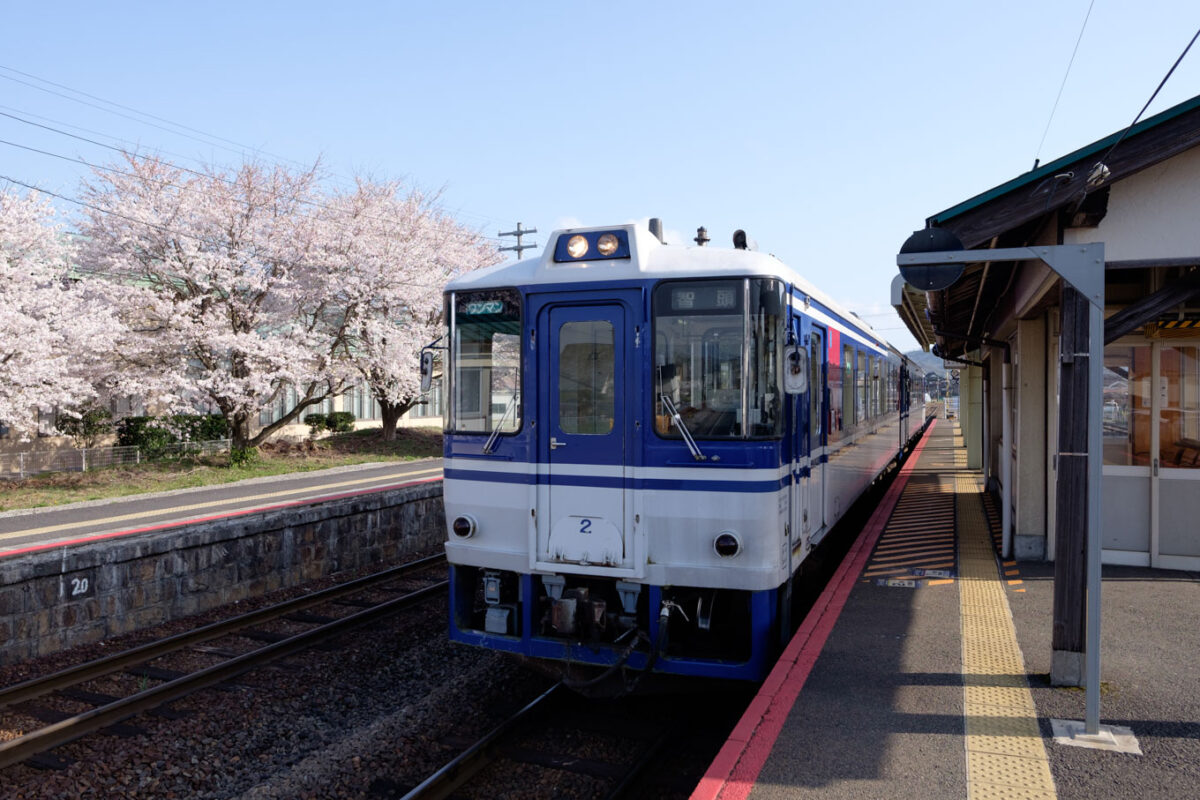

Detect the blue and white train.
xmin=431 ymin=221 xmax=924 ymax=685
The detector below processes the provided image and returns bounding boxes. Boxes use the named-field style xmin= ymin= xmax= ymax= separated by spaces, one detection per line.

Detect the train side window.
xmin=843 ymin=344 xmax=855 ymax=429
xmin=859 ymin=352 xmax=868 ymax=424
xmin=809 ymin=330 xmax=823 ymax=446
xmin=558 ymin=321 xmax=615 ymax=435
xmin=871 ymin=357 xmax=881 ymax=419
xmin=829 ymin=344 xmax=843 ymax=443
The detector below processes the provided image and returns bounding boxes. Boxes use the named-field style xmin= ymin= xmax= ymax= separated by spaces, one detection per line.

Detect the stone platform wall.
xmin=0 ymin=482 xmax=444 ymax=664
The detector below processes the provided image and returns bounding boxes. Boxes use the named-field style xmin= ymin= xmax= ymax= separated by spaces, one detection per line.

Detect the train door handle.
xmin=550 ymin=437 xmax=567 ymax=450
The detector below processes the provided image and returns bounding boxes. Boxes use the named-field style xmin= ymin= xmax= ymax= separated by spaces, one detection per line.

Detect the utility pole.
xmin=498 ymin=222 xmax=537 ymax=260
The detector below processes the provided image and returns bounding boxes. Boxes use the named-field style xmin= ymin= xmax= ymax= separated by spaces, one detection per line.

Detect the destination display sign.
xmin=464 ymin=300 xmax=503 ymax=315
xmin=455 ymin=288 xmax=521 ymax=320
xmin=667 ymin=282 xmax=741 ymax=313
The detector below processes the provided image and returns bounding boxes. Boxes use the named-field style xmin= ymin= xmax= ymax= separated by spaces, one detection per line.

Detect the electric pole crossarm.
xmin=498 ymin=222 xmax=538 ymax=259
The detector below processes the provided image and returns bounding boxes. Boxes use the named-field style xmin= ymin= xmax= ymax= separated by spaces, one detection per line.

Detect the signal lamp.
xmin=452 ymin=515 xmax=477 ymax=539
xmin=714 ymin=531 xmax=741 ymax=558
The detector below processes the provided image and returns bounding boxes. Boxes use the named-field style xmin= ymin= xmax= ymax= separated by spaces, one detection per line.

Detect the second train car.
xmin=432 ymin=221 xmax=924 ymax=685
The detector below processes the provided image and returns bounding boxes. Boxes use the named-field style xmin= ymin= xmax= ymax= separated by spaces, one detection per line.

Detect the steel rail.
xmin=0 ymin=578 xmax=447 ymax=769
xmin=601 ymin=731 xmax=672 ymax=800
xmin=0 ymin=553 xmax=445 ymax=709
xmin=399 ymin=682 xmax=563 ymax=800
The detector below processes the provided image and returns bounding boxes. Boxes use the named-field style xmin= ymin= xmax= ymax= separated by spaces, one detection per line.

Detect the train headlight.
xmin=596 ymin=232 xmax=619 ymax=256
xmin=553 ymin=229 xmax=631 ymax=262
xmin=452 ymin=515 xmax=477 ymax=539
xmin=714 ymin=531 xmax=741 ymax=558
xmin=566 ymin=235 xmax=589 ymax=259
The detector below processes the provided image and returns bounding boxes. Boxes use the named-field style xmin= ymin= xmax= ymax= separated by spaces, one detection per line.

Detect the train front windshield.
xmin=653 ymin=278 xmax=785 ymax=439
xmin=449 ymin=289 xmax=522 ymax=433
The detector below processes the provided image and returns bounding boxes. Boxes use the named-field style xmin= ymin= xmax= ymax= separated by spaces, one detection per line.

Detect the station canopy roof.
xmin=896 ymin=93 xmax=1200 ymax=362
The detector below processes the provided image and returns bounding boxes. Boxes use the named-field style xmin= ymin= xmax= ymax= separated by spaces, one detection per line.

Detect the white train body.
xmin=438 ymin=223 xmax=921 ymax=681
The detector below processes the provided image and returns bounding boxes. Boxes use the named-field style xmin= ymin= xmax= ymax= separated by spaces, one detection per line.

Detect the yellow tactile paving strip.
xmin=956 ymin=470 xmax=1057 ymax=799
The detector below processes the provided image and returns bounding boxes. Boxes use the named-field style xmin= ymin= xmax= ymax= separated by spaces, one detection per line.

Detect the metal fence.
xmin=0 ymin=439 xmax=231 ymax=480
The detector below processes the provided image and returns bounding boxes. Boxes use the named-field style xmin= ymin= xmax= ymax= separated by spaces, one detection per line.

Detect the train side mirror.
xmin=419 ymin=351 xmax=434 ymax=393
xmin=783 ymin=345 xmax=807 ymax=394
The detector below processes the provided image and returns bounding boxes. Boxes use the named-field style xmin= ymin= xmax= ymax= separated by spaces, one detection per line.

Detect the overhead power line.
xmin=0 ymin=64 xmax=515 ymax=230
xmin=0 ymin=130 xmax=501 ymax=246
xmin=0 ymin=173 xmax=448 ymax=292
xmin=1033 ymin=0 xmax=1095 ymax=169
xmin=1092 ymin=25 xmax=1200 ymax=175
xmin=0 ymin=64 xmax=328 ymax=178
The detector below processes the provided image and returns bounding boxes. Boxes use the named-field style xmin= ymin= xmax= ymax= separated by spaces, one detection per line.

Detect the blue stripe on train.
xmin=442 ymin=468 xmax=788 ymax=493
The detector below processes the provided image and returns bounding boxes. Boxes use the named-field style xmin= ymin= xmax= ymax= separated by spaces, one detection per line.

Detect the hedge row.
xmin=115 ymin=414 xmax=230 ymax=453
xmin=304 ymin=411 xmax=356 ymax=435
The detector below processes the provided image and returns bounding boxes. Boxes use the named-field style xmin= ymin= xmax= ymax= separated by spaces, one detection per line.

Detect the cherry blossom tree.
xmin=314 ymin=181 xmax=500 ymax=440
xmin=0 ymin=189 xmax=119 ymax=437
xmin=78 ymin=156 xmax=355 ymax=450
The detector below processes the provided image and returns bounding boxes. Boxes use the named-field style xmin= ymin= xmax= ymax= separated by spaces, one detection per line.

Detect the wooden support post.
xmin=1051 ymin=285 xmax=1090 ymax=686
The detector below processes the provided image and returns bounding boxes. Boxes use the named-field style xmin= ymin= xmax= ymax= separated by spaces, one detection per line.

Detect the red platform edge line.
xmin=691 ymin=419 xmax=938 ymax=800
xmin=0 ymin=476 xmax=443 ymax=560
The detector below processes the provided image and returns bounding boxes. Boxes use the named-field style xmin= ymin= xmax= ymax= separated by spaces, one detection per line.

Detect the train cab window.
xmin=653 ymin=278 xmax=784 ymax=439
xmin=449 ymin=289 xmax=522 ymax=434
xmin=558 ymin=321 xmax=615 ymax=434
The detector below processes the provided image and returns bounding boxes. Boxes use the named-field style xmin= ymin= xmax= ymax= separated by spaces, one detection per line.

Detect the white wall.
xmin=1065 ymin=147 xmax=1200 ymax=260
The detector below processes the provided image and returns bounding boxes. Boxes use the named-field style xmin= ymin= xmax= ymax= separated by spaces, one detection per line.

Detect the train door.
xmin=534 ymin=300 xmax=637 ymax=574
xmin=807 ymin=324 xmax=827 ymax=538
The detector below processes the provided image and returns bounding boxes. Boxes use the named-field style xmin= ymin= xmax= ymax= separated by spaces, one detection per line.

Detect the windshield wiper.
xmin=483 ymin=393 xmax=519 ymax=454
xmin=659 ymin=394 xmax=706 ymax=461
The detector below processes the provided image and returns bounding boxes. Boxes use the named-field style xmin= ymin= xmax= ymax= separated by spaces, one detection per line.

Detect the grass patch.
xmin=0 ymin=428 xmax=443 ymax=513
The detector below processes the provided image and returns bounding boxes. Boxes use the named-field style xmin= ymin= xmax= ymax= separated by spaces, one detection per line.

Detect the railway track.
xmin=395 ymin=681 xmax=751 ymax=800
xmin=0 ymin=553 xmax=448 ymax=770
xmin=390 ymin=469 xmax=903 ymax=800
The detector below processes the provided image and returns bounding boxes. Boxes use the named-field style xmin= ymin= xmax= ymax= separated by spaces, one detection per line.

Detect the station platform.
xmin=694 ymin=417 xmax=1200 ymax=800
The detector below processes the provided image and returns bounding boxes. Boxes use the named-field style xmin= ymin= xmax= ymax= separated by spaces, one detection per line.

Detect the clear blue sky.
xmin=4 ymin=1 xmax=1199 ymax=351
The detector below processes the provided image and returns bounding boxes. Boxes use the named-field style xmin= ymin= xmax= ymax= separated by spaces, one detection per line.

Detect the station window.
xmin=1159 ymin=344 xmax=1200 ymax=469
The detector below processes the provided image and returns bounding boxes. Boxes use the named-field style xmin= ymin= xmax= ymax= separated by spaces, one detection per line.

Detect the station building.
xmin=894 ymin=92 xmax=1200 ymax=572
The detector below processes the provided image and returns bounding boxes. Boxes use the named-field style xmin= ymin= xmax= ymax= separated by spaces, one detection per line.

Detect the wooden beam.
xmin=1051 ymin=285 xmax=1090 ymax=686
xmin=1104 ymin=269 xmax=1200 ymax=344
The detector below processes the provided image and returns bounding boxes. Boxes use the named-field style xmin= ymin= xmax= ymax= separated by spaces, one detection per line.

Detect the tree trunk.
xmin=378 ymin=399 xmax=415 ymax=441
xmin=231 ymin=413 xmax=253 ymax=451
